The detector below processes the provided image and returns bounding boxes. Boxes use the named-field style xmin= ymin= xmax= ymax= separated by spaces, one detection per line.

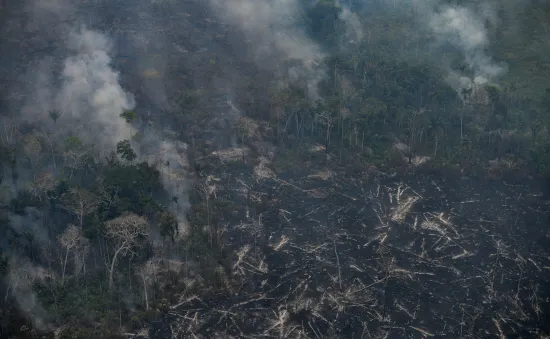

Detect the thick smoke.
xmin=428 ymin=3 xmax=506 ymax=92
xmin=57 ymin=24 xmax=191 ymax=236
xmin=3 ymin=0 xmax=191 ymax=235
xmin=58 ymin=27 xmax=136 ymax=150
xmin=347 ymin=0 xmax=507 ymax=94
xmin=208 ymin=0 xmax=326 ymax=101
xmin=338 ymin=3 xmax=364 ymax=45
xmin=107 ymin=0 xmax=191 ymax=237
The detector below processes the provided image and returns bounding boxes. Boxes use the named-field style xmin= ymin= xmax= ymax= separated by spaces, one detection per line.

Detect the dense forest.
xmin=0 ymin=0 xmax=549 ymax=338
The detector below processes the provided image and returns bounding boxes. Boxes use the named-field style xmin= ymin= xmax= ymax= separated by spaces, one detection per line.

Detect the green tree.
xmin=48 ymin=110 xmax=61 ymax=124
xmin=120 ymin=110 xmax=136 ymax=123
xmin=102 ymin=161 xmax=162 ymax=214
xmin=116 ymin=140 xmax=137 ymax=162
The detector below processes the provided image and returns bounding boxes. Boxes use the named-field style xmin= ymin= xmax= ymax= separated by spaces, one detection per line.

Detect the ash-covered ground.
xmin=144 ymin=161 xmax=550 ymax=338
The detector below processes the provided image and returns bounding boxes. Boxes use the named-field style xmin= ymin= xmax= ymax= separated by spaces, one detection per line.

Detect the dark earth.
xmin=140 ymin=163 xmax=550 ymax=338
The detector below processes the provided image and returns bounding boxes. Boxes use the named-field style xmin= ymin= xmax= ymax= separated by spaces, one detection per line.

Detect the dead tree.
xmin=62 ymin=140 xmax=91 ymax=180
xmin=60 ymin=188 xmax=99 ymax=228
xmin=104 ymin=213 xmax=149 ymax=291
xmin=23 ymin=134 xmax=43 ymax=171
xmin=0 ymin=119 xmax=19 ymax=147
xmin=58 ymin=224 xmax=89 ymax=285
xmin=28 ymin=172 xmax=56 ymax=202
xmin=198 ymin=176 xmax=218 ymax=246
xmin=316 ymin=111 xmax=334 ymax=154
xmin=40 ymin=130 xmax=59 ymax=172
xmin=137 ymin=260 xmax=158 ymax=310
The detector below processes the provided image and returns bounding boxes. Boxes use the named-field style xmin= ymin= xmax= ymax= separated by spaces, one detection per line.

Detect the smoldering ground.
xmin=156 ymin=164 xmax=550 ymax=338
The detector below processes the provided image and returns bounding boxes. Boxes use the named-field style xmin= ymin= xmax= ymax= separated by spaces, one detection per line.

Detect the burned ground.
xmin=152 ymin=159 xmax=550 ymax=338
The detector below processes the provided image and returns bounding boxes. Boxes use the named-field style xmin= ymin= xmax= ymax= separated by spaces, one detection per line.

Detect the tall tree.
xmin=28 ymin=172 xmax=56 ymax=202
xmin=63 ymin=136 xmax=90 ymax=180
xmin=58 ymin=224 xmax=89 ymax=285
xmin=39 ymin=130 xmax=59 ymax=172
xmin=48 ymin=110 xmax=61 ymax=124
xmin=23 ymin=134 xmax=42 ymax=171
xmin=116 ymin=140 xmax=137 ymax=162
xmin=60 ymin=188 xmax=99 ymax=228
xmin=104 ymin=213 xmax=149 ymax=291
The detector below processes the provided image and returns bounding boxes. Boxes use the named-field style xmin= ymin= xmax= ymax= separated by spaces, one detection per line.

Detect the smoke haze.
xmin=0 ymin=0 xmax=547 ymax=333
xmin=428 ymin=3 xmax=507 ymax=91
xmin=59 ymin=27 xmax=136 ymax=149
xmin=208 ymin=0 xmax=327 ymax=101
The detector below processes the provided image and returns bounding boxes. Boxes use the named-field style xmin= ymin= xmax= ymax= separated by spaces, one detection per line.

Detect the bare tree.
xmin=60 ymin=188 xmax=99 ymax=228
xmin=62 ymin=137 xmax=91 ymax=179
xmin=0 ymin=119 xmax=19 ymax=146
xmin=64 ymin=149 xmax=90 ymax=179
xmin=267 ymin=87 xmax=289 ymax=142
xmin=104 ymin=213 xmax=149 ymax=291
xmin=4 ymin=259 xmax=32 ymax=303
xmin=27 ymin=172 xmax=57 ymax=202
xmin=198 ymin=175 xmax=218 ymax=245
xmin=39 ymin=130 xmax=59 ymax=172
xmin=23 ymin=134 xmax=43 ymax=170
xmin=316 ymin=111 xmax=334 ymax=154
xmin=58 ymin=224 xmax=89 ymax=285
xmin=97 ymin=181 xmax=119 ymax=210
xmin=137 ymin=260 xmax=158 ymax=310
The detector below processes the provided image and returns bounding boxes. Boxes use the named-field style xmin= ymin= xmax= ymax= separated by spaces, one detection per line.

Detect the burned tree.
xmin=104 ymin=212 xmax=149 ymax=291
xmin=58 ymin=224 xmax=89 ymax=285
xmin=27 ymin=172 xmax=56 ymax=202
xmin=62 ymin=136 xmax=90 ymax=179
xmin=39 ymin=130 xmax=59 ymax=172
xmin=23 ymin=134 xmax=43 ymax=171
xmin=60 ymin=188 xmax=99 ymax=228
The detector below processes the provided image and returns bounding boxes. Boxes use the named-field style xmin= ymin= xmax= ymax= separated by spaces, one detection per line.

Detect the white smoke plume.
xmin=355 ymin=0 xmax=508 ymax=94
xmin=157 ymin=140 xmax=189 ymax=237
xmin=23 ymin=20 xmax=190 ymax=232
xmin=338 ymin=4 xmax=364 ymax=44
xmin=428 ymin=3 xmax=506 ymax=92
xmin=140 ymin=135 xmax=190 ymax=238
xmin=57 ymin=26 xmax=136 ymax=150
xmin=1 ymin=1 xmax=194 ymax=326
xmin=208 ymin=0 xmax=326 ymax=101
xmin=60 ymin=26 xmax=191 ymax=236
